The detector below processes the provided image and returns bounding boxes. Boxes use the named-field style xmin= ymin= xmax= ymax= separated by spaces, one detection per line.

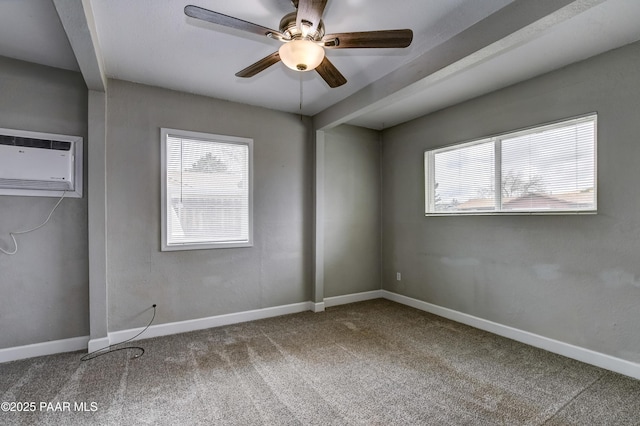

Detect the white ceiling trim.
xmin=52 ymin=0 xmax=107 ymax=92
xmin=313 ymin=0 xmax=604 ymax=130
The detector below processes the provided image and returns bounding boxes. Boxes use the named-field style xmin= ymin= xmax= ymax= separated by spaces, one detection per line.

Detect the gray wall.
xmin=106 ymin=80 xmax=313 ymax=331
xmin=324 ymin=125 xmax=381 ymax=297
xmin=381 ymin=41 xmax=640 ymax=363
xmin=0 ymin=56 xmax=88 ymax=348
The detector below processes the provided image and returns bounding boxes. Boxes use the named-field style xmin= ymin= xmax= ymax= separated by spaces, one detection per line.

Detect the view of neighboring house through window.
xmin=161 ymin=128 xmax=253 ymax=250
xmin=425 ymin=114 xmax=597 ymax=214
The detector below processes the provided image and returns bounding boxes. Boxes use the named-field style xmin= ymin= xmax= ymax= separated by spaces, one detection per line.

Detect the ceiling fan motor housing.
xmin=279 ymin=12 xmax=325 ymax=41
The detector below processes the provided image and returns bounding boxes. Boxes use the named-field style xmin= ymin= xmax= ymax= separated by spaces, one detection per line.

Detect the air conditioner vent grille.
xmin=0 ymin=178 xmax=73 ymax=191
xmin=0 ymin=135 xmax=71 ymax=151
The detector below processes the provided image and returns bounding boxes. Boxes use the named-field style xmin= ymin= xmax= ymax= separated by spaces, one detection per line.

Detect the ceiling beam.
xmin=52 ymin=0 xmax=107 ymax=91
xmin=313 ymin=0 xmax=605 ymax=130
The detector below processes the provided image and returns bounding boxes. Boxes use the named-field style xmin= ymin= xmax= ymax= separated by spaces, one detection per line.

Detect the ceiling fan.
xmin=184 ymin=0 xmax=413 ymax=88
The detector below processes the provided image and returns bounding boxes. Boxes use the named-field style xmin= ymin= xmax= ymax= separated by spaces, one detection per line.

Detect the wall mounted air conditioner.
xmin=0 ymin=127 xmax=83 ymax=198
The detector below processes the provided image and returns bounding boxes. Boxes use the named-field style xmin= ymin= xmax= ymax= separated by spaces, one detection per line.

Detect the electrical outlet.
xmin=396 ymin=272 xmax=401 ymax=281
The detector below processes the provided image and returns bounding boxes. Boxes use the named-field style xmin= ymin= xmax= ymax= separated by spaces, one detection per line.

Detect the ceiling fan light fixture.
xmin=184 ymin=3 xmax=413 ymax=88
xmin=279 ymin=39 xmax=325 ymax=72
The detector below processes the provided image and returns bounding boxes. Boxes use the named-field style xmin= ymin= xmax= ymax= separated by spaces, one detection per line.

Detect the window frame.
xmin=424 ymin=114 xmax=598 ymax=216
xmin=160 ymin=128 xmax=254 ymax=251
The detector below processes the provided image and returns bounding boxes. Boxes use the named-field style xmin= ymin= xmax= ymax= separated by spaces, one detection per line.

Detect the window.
xmin=425 ymin=114 xmax=597 ymax=215
xmin=161 ymin=128 xmax=253 ymax=250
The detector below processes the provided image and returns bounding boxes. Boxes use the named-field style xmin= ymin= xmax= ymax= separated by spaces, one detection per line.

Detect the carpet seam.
xmin=540 ymin=372 xmax=607 ymax=424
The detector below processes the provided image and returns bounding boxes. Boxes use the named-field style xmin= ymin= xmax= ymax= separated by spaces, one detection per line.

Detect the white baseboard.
xmin=4 ymin=291 xmax=638 ymax=381
xmin=381 ymin=290 xmax=640 ymax=380
xmin=1 ymin=302 xmax=314 ymax=363
xmin=0 ymin=335 xmax=89 ymax=364
xmin=108 ymin=301 xmax=314 ymax=344
xmin=87 ymin=336 xmax=110 ymax=353
xmin=312 ymin=302 xmax=326 ymax=312
xmin=324 ymin=290 xmax=384 ymax=308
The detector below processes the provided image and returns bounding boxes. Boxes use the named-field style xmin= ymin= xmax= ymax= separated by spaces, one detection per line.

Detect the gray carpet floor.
xmin=1 ymin=299 xmax=639 ymax=425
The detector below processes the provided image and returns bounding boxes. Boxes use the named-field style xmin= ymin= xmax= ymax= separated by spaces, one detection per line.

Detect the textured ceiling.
xmin=0 ymin=0 xmax=78 ymax=71
xmin=0 ymin=0 xmax=639 ymax=130
xmin=88 ymin=0 xmax=510 ymax=116
xmin=347 ymin=0 xmax=640 ymax=129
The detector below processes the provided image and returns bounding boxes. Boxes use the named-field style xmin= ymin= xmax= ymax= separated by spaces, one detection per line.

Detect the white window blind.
xmin=161 ymin=128 xmax=253 ymax=250
xmin=425 ymin=114 xmax=597 ymax=215
xmin=431 ymin=140 xmax=495 ymax=212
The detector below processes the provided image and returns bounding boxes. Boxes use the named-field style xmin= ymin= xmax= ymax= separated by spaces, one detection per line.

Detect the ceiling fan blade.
xmin=296 ymin=0 xmax=328 ymax=35
xmin=322 ymin=29 xmax=413 ymax=49
xmin=185 ymin=5 xmax=284 ymax=39
xmin=315 ymin=57 xmax=347 ymax=88
xmin=235 ymin=52 xmax=281 ymax=78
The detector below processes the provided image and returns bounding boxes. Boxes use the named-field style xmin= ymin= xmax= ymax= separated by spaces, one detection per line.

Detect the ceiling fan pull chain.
xmin=299 ymin=72 xmax=304 ymax=114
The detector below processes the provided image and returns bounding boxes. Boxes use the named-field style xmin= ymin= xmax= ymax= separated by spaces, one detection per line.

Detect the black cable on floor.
xmin=81 ymin=304 xmax=156 ymax=361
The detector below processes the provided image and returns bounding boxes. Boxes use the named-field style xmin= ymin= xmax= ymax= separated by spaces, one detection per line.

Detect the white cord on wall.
xmin=0 ymin=192 xmax=66 ymax=255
